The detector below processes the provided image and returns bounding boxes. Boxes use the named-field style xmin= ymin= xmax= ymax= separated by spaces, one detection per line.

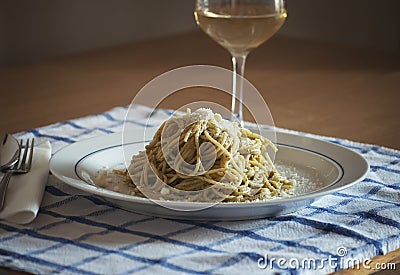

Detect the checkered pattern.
xmin=1 ymin=104 xmax=399 ymax=274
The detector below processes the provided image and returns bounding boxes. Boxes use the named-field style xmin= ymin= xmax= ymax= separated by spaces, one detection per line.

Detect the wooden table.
xmin=1 ymin=31 xmax=399 ymax=149
xmin=0 ymin=31 xmax=399 ymax=274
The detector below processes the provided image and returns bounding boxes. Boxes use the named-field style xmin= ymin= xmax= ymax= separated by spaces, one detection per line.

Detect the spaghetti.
xmin=125 ymin=108 xmax=295 ymax=202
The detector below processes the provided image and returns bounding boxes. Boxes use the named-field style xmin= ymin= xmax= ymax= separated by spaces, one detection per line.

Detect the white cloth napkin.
xmin=0 ymin=140 xmax=51 ymax=224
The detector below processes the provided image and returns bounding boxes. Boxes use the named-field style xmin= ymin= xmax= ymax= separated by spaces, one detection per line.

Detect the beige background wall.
xmin=284 ymin=0 xmax=399 ymax=49
xmin=0 ymin=0 xmax=196 ymax=64
xmin=1 ymin=0 xmax=399 ymax=65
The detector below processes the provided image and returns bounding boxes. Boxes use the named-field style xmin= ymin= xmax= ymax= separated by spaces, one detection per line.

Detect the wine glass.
xmin=194 ymin=0 xmax=287 ymax=125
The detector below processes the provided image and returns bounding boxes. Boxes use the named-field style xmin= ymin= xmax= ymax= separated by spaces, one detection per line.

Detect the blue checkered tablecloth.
xmin=1 ymin=104 xmax=399 ymax=274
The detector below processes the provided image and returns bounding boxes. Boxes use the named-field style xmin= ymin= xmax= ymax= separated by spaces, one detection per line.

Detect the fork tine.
xmin=19 ymin=139 xmax=30 ymax=170
xmin=15 ymin=140 xmax=23 ymax=167
xmin=26 ymin=138 xmax=34 ymax=170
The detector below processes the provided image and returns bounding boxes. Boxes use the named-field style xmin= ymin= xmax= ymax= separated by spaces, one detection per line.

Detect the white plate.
xmin=49 ymin=131 xmax=369 ymax=220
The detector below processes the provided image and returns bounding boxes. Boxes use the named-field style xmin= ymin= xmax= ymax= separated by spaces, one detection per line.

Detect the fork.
xmin=0 ymin=138 xmax=34 ymax=211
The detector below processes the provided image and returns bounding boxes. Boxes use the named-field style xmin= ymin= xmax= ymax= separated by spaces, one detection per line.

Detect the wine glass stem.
xmin=231 ymin=54 xmax=247 ymax=126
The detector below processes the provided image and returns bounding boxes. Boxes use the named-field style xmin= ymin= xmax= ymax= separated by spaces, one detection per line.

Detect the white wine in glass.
xmin=194 ymin=0 xmax=287 ymax=124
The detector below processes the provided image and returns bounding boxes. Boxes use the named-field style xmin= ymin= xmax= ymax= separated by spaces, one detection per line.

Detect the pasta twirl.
xmin=126 ymin=108 xmax=295 ymax=202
